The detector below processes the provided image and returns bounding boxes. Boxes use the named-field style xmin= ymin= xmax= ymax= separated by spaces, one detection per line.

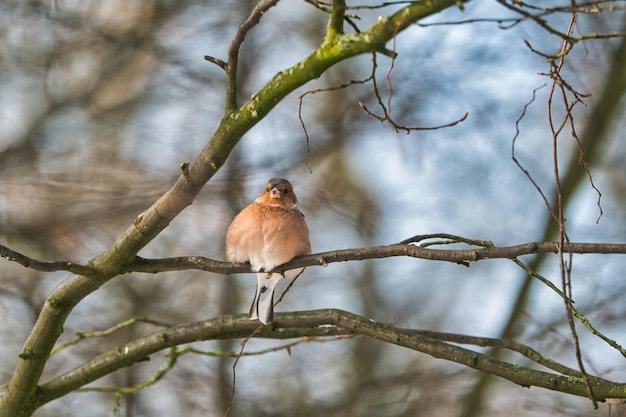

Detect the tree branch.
xmin=225 ymin=0 xmax=280 ymax=111
xmin=34 ymin=309 xmax=626 ymax=409
xmin=327 ymin=0 xmax=345 ymax=39
xmin=0 ymin=245 xmax=96 ymax=276
xmin=126 ymin=240 xmax=626 ymax=274
xmin=3 ymin=240 xmax=626 ymax=276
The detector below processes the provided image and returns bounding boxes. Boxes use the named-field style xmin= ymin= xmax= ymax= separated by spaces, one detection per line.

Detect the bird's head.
xmin=258 ymin=178 xmax=298 ymax=207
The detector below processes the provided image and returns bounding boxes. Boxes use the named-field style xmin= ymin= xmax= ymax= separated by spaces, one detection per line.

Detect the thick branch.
xmin=35 ymin=309 xmax=626 ymax=408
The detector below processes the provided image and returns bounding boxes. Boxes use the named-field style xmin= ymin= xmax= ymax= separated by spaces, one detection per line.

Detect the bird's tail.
xmin=249 ymin=272 xmax=283 ymax=324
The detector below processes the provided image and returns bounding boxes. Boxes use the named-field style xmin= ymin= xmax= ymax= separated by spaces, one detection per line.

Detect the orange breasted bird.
xmin=225 ymin=178 xmax=311 ymax=324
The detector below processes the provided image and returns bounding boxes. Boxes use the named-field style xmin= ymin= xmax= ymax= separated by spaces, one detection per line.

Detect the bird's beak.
xmin=270 ymin=187 xmax=281 ymax=199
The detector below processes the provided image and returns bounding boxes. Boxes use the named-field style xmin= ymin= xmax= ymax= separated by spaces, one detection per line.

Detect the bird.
xmin=225 ymin=178 xmax=311 ymax=324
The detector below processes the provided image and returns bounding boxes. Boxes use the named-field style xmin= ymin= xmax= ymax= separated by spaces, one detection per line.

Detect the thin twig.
xmin=223 ymin=323 xmax=263 ymax=417
xmin=224 ymin=0 xmax=280 ymax=111
xmin=203 ymin=55 xmax=228 ymax=71
xmin=0 ymin=244 xmax=96 ymax=276
xmin=547 ymin=12 xmax=597 ymax=406
xmin=297 ymin=72 xmax=375 ymax=173
xmin=51 ymin=317 xmax=174 ymax=356
xmin=510 ymin=257 xmax=626 ymax=359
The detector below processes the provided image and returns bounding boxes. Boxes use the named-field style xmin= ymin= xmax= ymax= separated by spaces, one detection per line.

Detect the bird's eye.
xmin=283 ymin=189 xmax=289 ymax=194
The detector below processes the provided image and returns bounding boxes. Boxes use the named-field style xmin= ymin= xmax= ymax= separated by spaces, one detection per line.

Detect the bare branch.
xmin=225 ymin=0 xmax=280 ymax=111
xmin=408 ymin=329 xmax=612 ymax=379
xmin=203 ymin=55 xmax=228 ymax=71
xmin=495 ymin=0 xmax=584 ymax=42
xmin=511 ymin=258 xmax=626 ymax=359
xmin=421 ymin=2 xmax=626 ymax=43
xmin=297 ymin=71 xmax=375 ymax=172
xmin=327 ymin=0 xmax=346 ymax=39
xmin=36 ymin=309 xmax=626 ymax=408
xmin=0 ymin=245 xmax=96 ymax=276
xmin=127 ymin=240 xmax=626 ymax=274
xmin=358 ymin=45 xmax=468 ymax=133
xmin=4 ymin=239 xmax=626 ymax=276
xmin=50 ymin=317 xmax=175 ymax=356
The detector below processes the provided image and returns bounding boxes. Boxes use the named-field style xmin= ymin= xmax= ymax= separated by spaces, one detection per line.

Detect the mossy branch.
xmin=33 ymin=310 xmax=626 ymax=409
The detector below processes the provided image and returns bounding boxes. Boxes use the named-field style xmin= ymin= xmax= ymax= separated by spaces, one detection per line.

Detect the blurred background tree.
xmin=1 ymin=1 xmax=626 ymax=416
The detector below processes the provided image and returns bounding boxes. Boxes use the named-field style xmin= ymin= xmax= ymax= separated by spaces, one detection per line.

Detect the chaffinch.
xmin=225 ymin=178 xmax=312 ymax=324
